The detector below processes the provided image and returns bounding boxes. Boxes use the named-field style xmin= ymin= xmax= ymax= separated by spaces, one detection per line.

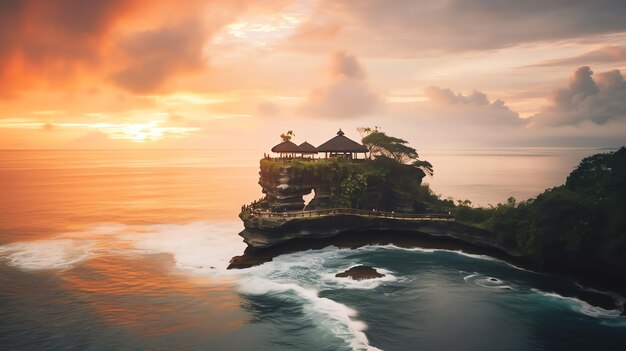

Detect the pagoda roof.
xmin=316 ymin=129 xmax=368 ymax=153
xmin=271 ymin=140 xmax=300 ymax=153
xmin=298 ymin=141 xmax=318 ymax=153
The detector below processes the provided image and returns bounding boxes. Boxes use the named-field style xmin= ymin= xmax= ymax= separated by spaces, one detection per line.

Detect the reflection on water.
xmin=61 ymin=254 xmax=245 ymax=336
xmin=0 ymin=150 xmax=262 ymax=243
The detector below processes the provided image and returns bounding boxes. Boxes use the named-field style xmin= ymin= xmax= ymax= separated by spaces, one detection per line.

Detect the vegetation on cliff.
xmin=360 ymin=127 xmax=434 ymax=176
xmin=258 ymin=156 xmax=431 ymax=211
xmin=257 ymin=126 xmax=444 ymax=213
xmin=455 ymin=147 xmax=626 ymax=277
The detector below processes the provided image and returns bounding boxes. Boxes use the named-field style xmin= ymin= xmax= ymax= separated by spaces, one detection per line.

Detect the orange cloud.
xmin=0 ymin=0 xmax=289 ymax=97
xmin=0 ymin=0 xmax=141 ymax=97
xmin=110 ymin=21 xmax=208 ymax=93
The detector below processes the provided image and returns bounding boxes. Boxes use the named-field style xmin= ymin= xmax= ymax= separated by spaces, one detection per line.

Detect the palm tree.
xmin=280 ymin=130 xmax=295 ymax=142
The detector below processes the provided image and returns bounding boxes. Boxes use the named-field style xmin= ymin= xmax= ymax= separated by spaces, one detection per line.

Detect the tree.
xmin=335 ymin=172 xmax=368 ymax=208
xmin=361 ymin=130 xmax=417 ymax=163
xmin=359 ymin=127 xmax=434 ymax=176
xmin=357 ymin=126 xmax=379 ymax=157
xmin=412 ymin=160 xmax=434 ymax=176
xmin=280 ymin=130 xmax=295 ymax=142
xmin=357 ymin=126 xmax=379 ymax=139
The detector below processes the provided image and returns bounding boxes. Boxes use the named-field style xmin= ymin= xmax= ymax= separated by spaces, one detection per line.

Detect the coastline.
xmin=229 ymin=229 xmax=625 ymax=313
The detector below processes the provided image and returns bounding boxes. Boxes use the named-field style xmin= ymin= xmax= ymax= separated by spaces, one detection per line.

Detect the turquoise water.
xmin=1 ymin=149 xmax=624 ymax=350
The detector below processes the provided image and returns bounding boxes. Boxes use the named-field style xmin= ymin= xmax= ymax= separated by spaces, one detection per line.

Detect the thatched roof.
xmin=316 ymin=129 xmax=368 ymax=153
xmin=271 ymin=140 xmax=300 ymax=153
xmin=298 ymin=141 xmax=318 ymax=154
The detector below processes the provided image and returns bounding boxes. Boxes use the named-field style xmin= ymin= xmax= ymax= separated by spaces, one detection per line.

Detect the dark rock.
xmin=570 ymin=288 xmax=620 ymax=311
xmin=258 ymin=162 xmax=330 ymax=212
xmin=239 ymin=213 xmax=517 ymax=256
xmin=335 ymin=265 xmax=385 ymax=281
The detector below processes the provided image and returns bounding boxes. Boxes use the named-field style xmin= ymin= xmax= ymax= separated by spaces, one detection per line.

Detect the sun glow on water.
xmin=105 ymin=120 xmax=199 ymax=142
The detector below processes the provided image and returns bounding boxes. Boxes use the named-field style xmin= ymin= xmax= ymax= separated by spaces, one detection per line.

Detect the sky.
xmin=1 ymin=0 xmax=626 ymax=150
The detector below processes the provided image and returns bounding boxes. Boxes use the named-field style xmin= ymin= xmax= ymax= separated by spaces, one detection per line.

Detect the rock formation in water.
xmin=335 ymin=266 xmax=385 ymax=280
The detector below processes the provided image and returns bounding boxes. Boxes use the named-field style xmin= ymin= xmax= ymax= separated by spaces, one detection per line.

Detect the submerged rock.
xmin=335 ymin=265 xmax=385 ymax=281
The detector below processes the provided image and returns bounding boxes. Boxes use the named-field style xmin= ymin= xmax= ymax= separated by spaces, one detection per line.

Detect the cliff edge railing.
xmin=252 ymin=208 xmax=454 ymax=221
xmin=262 ymin=156 xmax=368 ymax=163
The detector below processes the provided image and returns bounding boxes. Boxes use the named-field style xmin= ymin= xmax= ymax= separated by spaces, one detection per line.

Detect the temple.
xmin=235 ymin=127 xmax=463 ymax=252
xmin=269 ymin=129 xmax=368 ymax=160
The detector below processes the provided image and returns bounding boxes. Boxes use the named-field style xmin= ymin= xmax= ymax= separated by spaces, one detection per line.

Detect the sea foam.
xmin=0 ymin=224 xmax=384 ymax=350
xmin=236 ymin=247 xmax=390 ymax=350
xmin=0 ymin=221 xmax=245 ymax=276
xmin=0 ymin=239 xmax=95 ymax=270
xmin=380 ymin=244 xmax=533 ymax=272
xmin=463 ymin=272 xmax=515 ymax=290
xmin=238 ymin=276 xmax=381 ymax=351
xmin=530 ymin=288 xmax=625 ymax=323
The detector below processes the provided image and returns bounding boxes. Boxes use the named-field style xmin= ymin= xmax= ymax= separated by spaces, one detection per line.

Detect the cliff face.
xmin=244 ymin=158 xmax=479 ymax=252
xmin=258 ymin=161 xmax=331 ymax=212
xmin=238 ymin=213 xmax=517 ymax=254
xmin=257 ymin=158 xmax=427 ymax=213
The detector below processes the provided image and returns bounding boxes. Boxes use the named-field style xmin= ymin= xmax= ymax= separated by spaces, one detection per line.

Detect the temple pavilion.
xmin=270 ymin=140 xmax=300 ymax=158
xmin=269 ymin=129 xmax=368 ymax=160
xmin=298 ymin=141 xmax=318 ymax=158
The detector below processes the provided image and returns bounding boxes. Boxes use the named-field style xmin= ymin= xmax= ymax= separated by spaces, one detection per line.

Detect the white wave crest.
xmin=239 ymin=276 xmax=381 ymax=351
xmin=0 ymin=239 xmax=95 ymax=270
xmin=377 ymin=244 xmax=532 ymax=272
xmin=531 ymin=288 xmax=623 ymax=320
xmin=0 ymin=226 xmax=385 ymax=349
xmin=0 ymin=221 xmax=245 ymax=276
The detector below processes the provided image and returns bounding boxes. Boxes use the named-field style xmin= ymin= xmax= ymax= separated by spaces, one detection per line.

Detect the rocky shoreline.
xmin=229 ymin=229 xmax=625 ymax=313
xmin=239 ymin=213 xmax=517 ymax=253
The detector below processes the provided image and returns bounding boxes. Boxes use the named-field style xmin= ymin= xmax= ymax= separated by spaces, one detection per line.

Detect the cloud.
xmin=289 ymin=0 xmax=626 ymax=55
xmin=526 ymin=45 xmax=626 ymax=68
xmin=0 ymin=0 xmax=139 ymax=97
xmin=167 ymin=113 xmax=185 ymax=123
xmin=299 ymin=52 xmax=382 ymax=118
xmin=530 ymin=66 xmax=626 ymax=127
xmin=255 ymin=102 xmax=280 ymax=118
xmin=111 ymin=21 xmax=208 ymax=93
xmin=290 ymin=22 xmax=343 ymax=42
xmin=328 ymin=51 xmax=366 ymax=79
xmin=423 ymin=86 xmax=525 ymax=125
xmin=0 ymin=0 xmax=287 ymax=97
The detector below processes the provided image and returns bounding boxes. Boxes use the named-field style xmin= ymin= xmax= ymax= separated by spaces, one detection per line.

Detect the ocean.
xmin=1 ymin=148 xmax=624 ymax=350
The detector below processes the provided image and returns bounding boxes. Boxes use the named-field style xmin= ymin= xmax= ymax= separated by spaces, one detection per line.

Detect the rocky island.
xmin=232 ymin=128 xmax=626 ymax=312
xmin=336 ymin=266 xmax=386 ymax=280
xmin=233 ymin=128 xmax=522 ymax=268
xmin=236 ymin=128 xmax=495 ymax=251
